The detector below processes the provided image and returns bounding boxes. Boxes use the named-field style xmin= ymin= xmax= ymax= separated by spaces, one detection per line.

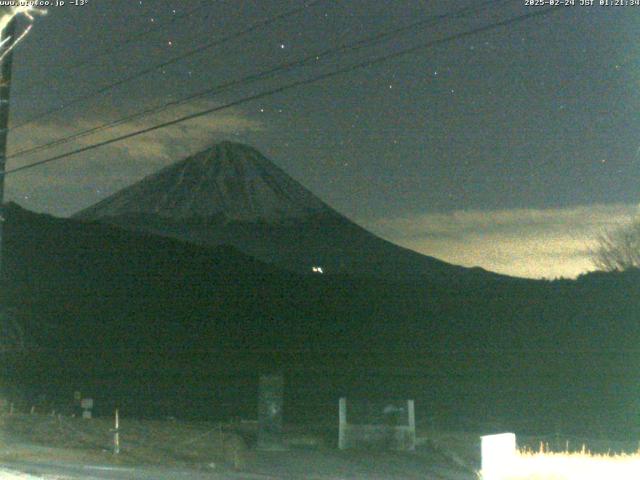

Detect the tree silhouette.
xmin=590 ymin=218 xmax=640 ymax=271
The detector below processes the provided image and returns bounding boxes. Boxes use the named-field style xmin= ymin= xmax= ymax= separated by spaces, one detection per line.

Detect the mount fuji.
xmin=74 ymin=141 xmax=499 ymax=282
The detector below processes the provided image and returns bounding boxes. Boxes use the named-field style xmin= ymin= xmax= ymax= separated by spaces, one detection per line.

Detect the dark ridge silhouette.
xmin=1 ymin=203 xmax=639 ymax=439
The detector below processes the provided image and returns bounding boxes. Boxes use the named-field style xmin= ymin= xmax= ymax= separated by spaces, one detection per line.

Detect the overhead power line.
xmin=4 ymin=7 xmax=561 ymax=178
xmin=68 ymin=1 xmax=210 ymax=70
xmin=8 ymin=0 xmax=512 ymax=162
xmin=32 ymin=1 xmax=211 ymax=78
xmin=10 ymin=0 xmax=328 ymax=132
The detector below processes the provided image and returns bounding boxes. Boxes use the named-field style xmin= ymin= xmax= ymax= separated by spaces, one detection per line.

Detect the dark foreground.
xmin=0 ymin=447 xmax=474 ymax=480
xmin=0 ymin=414 xmax=477 ymax=479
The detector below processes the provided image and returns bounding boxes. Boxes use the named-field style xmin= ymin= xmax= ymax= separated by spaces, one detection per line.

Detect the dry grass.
xmin=0 ymin=413 xmax=252 ymax=471
xmin=481 ymin=446 xmax=640 ymax=480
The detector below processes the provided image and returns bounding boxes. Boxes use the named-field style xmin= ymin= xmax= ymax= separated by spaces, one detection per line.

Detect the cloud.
xmin=368 ymin=204 xmax=640 ymax=279
xmin=8 ymin=99 xmax=264 ymax=164
xmin=94 ymin=101 xmax=264 ymax=161
xmin=3 ymin=100 xmax=264 ymax=216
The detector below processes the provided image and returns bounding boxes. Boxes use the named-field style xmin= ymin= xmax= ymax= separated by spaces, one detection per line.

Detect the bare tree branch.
xmin=590 ymin=217 xmax=640 ymax=271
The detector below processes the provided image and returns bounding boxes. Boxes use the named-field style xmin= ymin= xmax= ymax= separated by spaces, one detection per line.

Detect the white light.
xmin=513 ymin=451 xmax=640 ymax=480
xmin=0 ymin=6 xmax=46 ymax=61
xmin=480 ymin=432 xmax=640 ymax=480
xmin=312 ymin=266 xmax=324 ymax=274
xmin=481 ymin=433 xmax=517 ymax=480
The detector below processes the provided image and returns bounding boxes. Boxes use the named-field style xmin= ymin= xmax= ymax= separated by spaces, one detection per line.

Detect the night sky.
xmin=4 ymin=0 xmax=639 ymax=278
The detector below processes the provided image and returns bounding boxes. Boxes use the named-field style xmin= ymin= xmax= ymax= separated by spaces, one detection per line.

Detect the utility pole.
xmin=0 ymin=17 xmax=15 ymax=278
xmin=0 ymin=19 xmax=16 ymax=413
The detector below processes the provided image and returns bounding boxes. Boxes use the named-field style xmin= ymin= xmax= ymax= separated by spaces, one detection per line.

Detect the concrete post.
xmin=407 ymin=399 xmax=416 ymax=450
xmin=338 ymin=397 xmax=347 ymax=450
xmin=407 ymin=400 xmax=415 ymax=429
xmin=257 ymin=373 xmax=286 ymax=451
xmin=113 ymin=409 xmax=120 ymax=455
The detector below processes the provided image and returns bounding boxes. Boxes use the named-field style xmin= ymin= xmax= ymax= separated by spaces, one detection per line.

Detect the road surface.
xmin=0 ymin=447 xmax=476 ymax=479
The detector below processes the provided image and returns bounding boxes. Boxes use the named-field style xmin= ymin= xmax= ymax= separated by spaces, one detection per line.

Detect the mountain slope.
xmin=75 ymin=141 xmax=333 ymax=223
xmin=74 ymin=141 xmax=502 ymax=282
